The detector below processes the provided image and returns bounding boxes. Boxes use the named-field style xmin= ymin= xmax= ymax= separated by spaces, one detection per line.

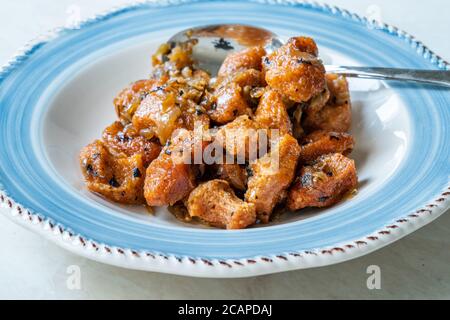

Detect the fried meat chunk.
xmin=210 ymin=62 xmax=266 ymax=124
xmin=218 ymin=46 xmax=266 ymax=77
xmin=114 ymin=79 xmax=160 ymax=123
xmin=215 ymin=115 xmax=264 ymax=162
xmin=254 ymin=89 xmax=292 ymax=137
xmin=263 ymin=37 xmax=326 ymax=102
xmin=302 ymin=74 xmax=351 ymax=133
xmin=102 ymin=121 xmax=161 ymax=166
xmin=151 ymin=40 xmax=197 ymax=75
xmin=133 ymin=49 xmax=211 ymax=144
xmin=286 ymin=36 xmax=319 ymax=57
xmin=80 ymin=140 xmax=146 ymax=204
xmin=227 ymin=69 xmax=266 ymax=108
xmin=132 ymin=86 xmax=182 ymax=145
xmin=208 ymin=81 xmax=252 ymax=124
xmin=287 ymin=153 xmax=357 ymax=210
xmin=245 ymin=134 xmax=301 ymax=223
xmin=186 ymin=180 xmax=256 ymax=229
xmin=213 ymin=162 xmax=248 ymax=191
xmin=299 ymin=131 xmax=354 ymax=163
xmin=144 ymin=129 xmax=199 ymax=206
xmin=230 ymin=68 xmax=265 ymax=88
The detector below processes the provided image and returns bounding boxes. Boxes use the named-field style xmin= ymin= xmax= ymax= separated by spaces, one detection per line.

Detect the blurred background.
xmin=0 ymin=0 xmax=449 ymax=299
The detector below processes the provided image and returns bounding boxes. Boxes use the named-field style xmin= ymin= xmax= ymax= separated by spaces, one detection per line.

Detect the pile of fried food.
xmin=80 ymin=36 xmax=358 ymax=229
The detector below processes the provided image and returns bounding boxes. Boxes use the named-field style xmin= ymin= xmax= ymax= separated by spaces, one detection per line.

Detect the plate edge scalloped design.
xmin=0 ymin=0 xmax=449 ymax=278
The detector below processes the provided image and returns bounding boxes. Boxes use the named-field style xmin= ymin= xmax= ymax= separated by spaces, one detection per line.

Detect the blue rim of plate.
xmin=0 ymin=0 xmax=449 ymax=276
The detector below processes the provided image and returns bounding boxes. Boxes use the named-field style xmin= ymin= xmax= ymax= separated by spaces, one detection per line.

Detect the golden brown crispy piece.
xmin=292 ymin=84 xmax=329 ymax=138
xmin=263 ymin=37 xmax=326 ymax=103
xmin=214 ymin=163 xmax=248 ymax=191
xmin=162 ymin=69 xmax=212 ymax=132
xmin=299 ymin=131 xmax=354 ymax=163
xmin=209 ymin=68 xmax=266 ymax=124
xmin=133 ymin=56 xmax=211 ymax=144
xmin=286 ymin=36 xmax=319 ymax=57
xmin=102 ymin=121 xmax=162 ymax=167
xmin=245 ymin=134 xmax=301 ymax=223
xmin=218 ymin=46 xmax=266 ymax=77
xmin=80 ymin=140 xmax=146 ymax=204
xmin=228 ymin=69 xmax=266 ymax=108
xmin=179 ymin=103 xmax=211 ymax=132
xmin=254 ymin=89 xmax=292 ymax=137
xmin=166 ymin=42 xmax=195 ymax=70
xmin=132 ymin=86 xmax=182 ymax=145
xmin=211 ymin=47 xmax=267 ymax=124
xmin=208 ymin=81 xmax=253 ymax=124
xmin=80 ymin=140 xmax=112 ymax=184
xmin=304 ymin=86 xmax=330 ymax=118
xmin=287 ymin=153 xmax=357 ymax=210
xmin=186 ymin=180 xmax=256 ymax=229
xmin=215 ymin=115 xmax=264 ymax=162
xmin=230 ymin=68 xmax=265 ymax=88
xmin=151 ymin=40 xmax=197 ymax=72
xmin=144 ymin=129 xmax=202 ymax=206
xmin=303 ymin=74 xmax=352 ymax=133
xmin=114 ymin=79 xmax=161 ymax=123
xmin=177 ymin=69 xmax=211 ymax=106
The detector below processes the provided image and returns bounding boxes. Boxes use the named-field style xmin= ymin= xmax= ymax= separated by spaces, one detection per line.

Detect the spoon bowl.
xmin=169 ymin=24 xmax=450 ymax=87
xmin=168 ymin=24 xmax=282 ymax=75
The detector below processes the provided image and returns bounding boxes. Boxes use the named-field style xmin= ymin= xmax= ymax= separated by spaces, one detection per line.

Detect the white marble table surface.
xmin=0 ymin=0 xmax=449 ymax=299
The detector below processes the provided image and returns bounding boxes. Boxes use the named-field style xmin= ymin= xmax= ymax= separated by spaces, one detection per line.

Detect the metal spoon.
xmin=168 ymin=24 xmax=450 ymax=88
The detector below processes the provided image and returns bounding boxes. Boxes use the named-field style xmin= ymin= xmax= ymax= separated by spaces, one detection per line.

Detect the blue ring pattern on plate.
xmin=0 ymin=0 xmax=449 ymax=260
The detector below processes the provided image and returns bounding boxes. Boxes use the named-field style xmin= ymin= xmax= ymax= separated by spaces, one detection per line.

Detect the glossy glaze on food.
xmin=79 ymin=36 xmax=358 ymax=229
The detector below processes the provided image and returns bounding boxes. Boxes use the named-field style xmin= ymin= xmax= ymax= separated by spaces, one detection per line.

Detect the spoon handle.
xmin=325 ymin=66 xmax=450 ymax=88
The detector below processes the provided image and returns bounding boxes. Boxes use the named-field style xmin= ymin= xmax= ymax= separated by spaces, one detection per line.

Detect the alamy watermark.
xmin=166 ymin=121 xmax=281 ymax=170
xmin=66 ymin=264 xmax=82 ymax=290
xmin=366 ymin=265 xmax=381 ymax=290
xmin=65 ymin=5 xmax=82 ymax=28
xmin=366 ymin=4 xmax=383 ymax=29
